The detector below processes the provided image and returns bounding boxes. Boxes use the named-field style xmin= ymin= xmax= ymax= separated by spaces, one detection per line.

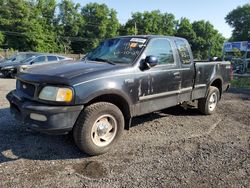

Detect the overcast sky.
xmin=71 ymin=0 xmax=249 ymax=38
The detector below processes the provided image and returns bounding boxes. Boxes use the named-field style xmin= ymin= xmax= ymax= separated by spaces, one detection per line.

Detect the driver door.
xmin=137 ymin=38 xmax=181 ymax=115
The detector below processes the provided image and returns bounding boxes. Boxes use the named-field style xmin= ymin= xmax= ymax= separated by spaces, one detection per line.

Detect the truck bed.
xmin=192 ymin=61 xmax=231 ymax=100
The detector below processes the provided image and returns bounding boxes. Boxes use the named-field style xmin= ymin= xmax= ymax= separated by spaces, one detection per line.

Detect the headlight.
xmin=19 ymin=65 xmax=28 ymax=72
xmin=39 ymin=86 xmax=73 ymax=102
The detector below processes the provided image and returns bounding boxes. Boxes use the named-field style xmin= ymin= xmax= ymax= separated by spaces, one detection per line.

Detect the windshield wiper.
xmin=90 ymin=58 xmax=116 ymax=65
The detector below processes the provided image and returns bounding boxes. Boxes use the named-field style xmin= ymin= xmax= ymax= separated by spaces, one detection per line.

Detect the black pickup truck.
xmin=7 ymin=35 xmax=231 ymax=155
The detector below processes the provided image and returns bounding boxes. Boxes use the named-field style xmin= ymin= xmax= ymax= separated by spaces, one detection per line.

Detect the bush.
xmin=231 ymin=77 xmax=250 ymax=89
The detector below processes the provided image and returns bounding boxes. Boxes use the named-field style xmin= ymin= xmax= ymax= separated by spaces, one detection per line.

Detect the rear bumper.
xmin=6 ymin=90 xmax=83 ymax=135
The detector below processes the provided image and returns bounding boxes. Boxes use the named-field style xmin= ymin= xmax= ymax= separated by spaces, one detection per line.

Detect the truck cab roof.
xmin=115 ymin=35 xmax=187 ymax=41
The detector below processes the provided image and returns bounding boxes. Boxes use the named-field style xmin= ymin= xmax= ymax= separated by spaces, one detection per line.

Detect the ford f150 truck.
xmin=6 ymin=35 xmax=231 ymax=155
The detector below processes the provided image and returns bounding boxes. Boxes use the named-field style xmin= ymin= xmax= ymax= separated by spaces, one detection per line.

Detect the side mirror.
xmin=145 ymin=55 xmax=158 ymax=68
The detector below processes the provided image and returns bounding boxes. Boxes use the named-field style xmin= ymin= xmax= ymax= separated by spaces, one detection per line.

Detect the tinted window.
xmin=145 ymin=38 xmax=174 ymax=65
xmin=47 ymin=56 xmax=58 ymax=61
xmin=175 ymin=39 xmax=191 ymax=64
xmin=33 ymin=56 xmax=46 ymax=63
xmin=58 ymin=56 xmax=65 ymax=60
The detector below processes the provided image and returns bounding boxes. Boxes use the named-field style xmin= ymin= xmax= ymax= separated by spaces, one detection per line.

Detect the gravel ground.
xmin=0 ymin=77 xmax=249 ymax=188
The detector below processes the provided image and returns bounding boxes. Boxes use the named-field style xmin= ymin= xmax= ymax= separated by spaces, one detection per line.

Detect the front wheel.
xmin=198 ymin=86 xmax=220 ymax=115
xmin=73 ymin=102 xmax=124 ymax=156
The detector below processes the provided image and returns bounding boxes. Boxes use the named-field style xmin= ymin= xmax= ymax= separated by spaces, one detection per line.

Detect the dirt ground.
xmin=0 ymin=77 xmax=249 ymax=188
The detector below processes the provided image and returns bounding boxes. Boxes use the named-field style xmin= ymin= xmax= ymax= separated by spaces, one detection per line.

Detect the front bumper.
xmin=6 ymin=90 xmax=84 ymax=135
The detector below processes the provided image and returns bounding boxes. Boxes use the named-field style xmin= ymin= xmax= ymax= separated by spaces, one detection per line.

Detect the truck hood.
xmin=22 ymin=60 xmax=115 ymax=78
xmin=18 ymin=60 xmax=125 ymax=85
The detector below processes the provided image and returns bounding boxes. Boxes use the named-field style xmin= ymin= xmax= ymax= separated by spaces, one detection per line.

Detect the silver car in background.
xmin=0 ymin=53 xmax=73 ymax=78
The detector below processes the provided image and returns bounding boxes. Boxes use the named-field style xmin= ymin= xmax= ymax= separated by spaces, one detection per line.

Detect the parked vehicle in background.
xmin=0 ymin=52 xmax=39 ymax=77
xmin=0 ymin=53 xmax=72 ymax=78
xmin=0 ymin=52 xmax=36 ymax=64
xmin=231 ymin=58 xmax=250 ymax=74
xmin=7 ymin=35 xmax=231 ymax=156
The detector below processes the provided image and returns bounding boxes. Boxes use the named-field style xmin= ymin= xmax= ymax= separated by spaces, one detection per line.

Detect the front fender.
xmin=74 ymin=79 xmax=134 ymax=106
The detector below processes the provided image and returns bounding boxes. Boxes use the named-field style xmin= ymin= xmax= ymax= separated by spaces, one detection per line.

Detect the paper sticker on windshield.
xmin=130 ymin=42 xmax=138 ymax=48
xmin=130 ymin=38 xmax=146 ymax=44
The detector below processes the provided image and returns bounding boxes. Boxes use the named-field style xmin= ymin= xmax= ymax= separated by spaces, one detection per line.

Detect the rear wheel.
xmin=198 ymin=86 xmax=220 ymax=115
xmin=73 ymin=102 xmax=124 ymax=156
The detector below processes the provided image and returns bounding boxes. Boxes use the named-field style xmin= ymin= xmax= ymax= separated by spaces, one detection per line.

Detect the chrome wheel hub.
xmin=91 ymin=114 xmax=117 ymax=147
xmin=208 ymin=93 xmax=218 ymax=111
xmin=96 ymin=122 xmax=109 ymax=136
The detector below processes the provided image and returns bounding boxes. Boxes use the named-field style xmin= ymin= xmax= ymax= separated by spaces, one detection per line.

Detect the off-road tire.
xmin=198 ymin=86 xmax=220 ymax=115
xmin=73 ymin=102 xmax=124 ymax=156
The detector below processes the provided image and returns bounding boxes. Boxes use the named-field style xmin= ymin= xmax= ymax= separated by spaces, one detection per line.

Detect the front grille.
xmin=17 ymin=80 xmax=36 ymax=98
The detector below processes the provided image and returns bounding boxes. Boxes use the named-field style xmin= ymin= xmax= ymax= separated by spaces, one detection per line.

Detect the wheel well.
xmin=211 ymin=79 xmax=222 ymax=97
xmin=86 ymin=94 xmax=131 ymax=130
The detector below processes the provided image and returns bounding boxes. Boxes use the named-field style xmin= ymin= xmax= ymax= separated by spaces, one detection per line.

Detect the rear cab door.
xmin=174 ymin=38 xmax=195 ymax=102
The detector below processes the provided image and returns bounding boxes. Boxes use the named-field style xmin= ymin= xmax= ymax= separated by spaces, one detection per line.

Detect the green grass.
xmin=231 ymin=76 xmax=250 ymax=89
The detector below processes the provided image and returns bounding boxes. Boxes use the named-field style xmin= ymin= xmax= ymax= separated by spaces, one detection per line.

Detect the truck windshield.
xmin=86 ymin=37 xmax=147 ymax=64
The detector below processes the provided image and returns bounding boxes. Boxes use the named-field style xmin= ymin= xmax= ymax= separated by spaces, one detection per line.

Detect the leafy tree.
xmin=81 ymin=3 xmax=120 ymax=52
xmin=232 ymin=48 xmax=242 ymax=57
xmin=225 ymin=4 xmax=250 ymax=41
xmin=192 ymin=20 xmax=225 ymax=60
xmin=176 ymin=18 xmax=196 ymax=46
xmin=35 ymin=0 xmax=57 ymax=25
xmin=0 ymin=32 xmax=4 ymax=45
xmin=124 ymin=13 xmax=224 ymax=60
xmin=124 ymin=10 xmax=175 ymax=36
xmin=0 ymin=0 xmax=226 ymax=58
xmin=24 ymin=19 xmax=58 ymax=52
xmin=56 ymin=0 xmax=83 ymax=53
xmin=0 ymin=0 xmax=58 ymax=52
xmin=27 ymin=0 xmax=58 ymax=52
xmin=0 ymin=0 xmax=33 ymax=50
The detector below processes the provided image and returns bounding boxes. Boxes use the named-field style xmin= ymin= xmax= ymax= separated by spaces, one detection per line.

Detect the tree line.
xmin=0 ymin=0 xmax=249 ymax=60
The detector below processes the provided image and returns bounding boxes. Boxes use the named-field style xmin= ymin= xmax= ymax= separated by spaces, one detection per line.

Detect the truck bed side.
xmin=192 ymin=61 xmax=231 ymax=100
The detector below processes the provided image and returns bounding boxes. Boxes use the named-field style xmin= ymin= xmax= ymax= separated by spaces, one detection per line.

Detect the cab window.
xmin=145 ymin=38 xmax=174 ymax=65
xmin=175 ymin=39 xmax=191 ymax=64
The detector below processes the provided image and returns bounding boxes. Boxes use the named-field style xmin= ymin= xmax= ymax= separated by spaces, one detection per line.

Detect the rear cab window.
xmin=175 ymin=39 xmax=192 ymax=64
